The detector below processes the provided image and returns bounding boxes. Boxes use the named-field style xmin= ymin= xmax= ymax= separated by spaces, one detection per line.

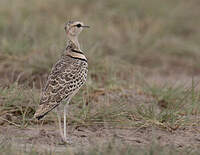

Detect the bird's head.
xmin=65 ymin=21 xmax=89 ymax=38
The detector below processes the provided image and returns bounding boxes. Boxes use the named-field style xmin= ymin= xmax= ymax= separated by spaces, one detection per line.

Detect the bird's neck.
xmin=64 ymin=38 xmax=87 ymax=62
xmin=68 ymin=36 xmax=80 ymax=50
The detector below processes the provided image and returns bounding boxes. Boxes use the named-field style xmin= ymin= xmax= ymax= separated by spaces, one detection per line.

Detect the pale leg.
xmin=63 ymin=104 xmax=67 ymax=140
xmin=63 ymin=103 xmax=72 ymax=143
xmin=56 ymin=107 xmax=64 ymax=139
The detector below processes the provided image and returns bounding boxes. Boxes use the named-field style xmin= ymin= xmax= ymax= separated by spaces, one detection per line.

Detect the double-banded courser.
xmin=34 ymin=21 xmax=89 ymax=143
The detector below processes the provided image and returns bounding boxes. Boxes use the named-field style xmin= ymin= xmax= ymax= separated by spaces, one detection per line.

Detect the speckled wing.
xmin=34 ymin=56 xmax=88 ymax=120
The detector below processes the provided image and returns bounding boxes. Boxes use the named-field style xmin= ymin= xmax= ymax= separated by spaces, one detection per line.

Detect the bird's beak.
xmin=82 ymin=25 xmax=90 ymax=28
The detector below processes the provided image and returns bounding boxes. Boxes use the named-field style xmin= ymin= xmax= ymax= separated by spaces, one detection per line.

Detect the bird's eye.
xmin=76 ymin=24 xmax=82 ymax=28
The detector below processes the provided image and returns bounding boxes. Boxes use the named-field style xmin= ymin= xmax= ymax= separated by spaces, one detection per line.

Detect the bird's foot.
xmin=59 ymin=137 xmax=72 ymax=145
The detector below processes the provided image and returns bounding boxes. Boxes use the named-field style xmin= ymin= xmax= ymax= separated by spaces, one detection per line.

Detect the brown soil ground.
xmin=0 ymin=119 xmax=200 ymax=152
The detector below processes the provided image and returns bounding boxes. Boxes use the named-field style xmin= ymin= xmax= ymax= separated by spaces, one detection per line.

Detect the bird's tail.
xmin=34 ymin=103 xmax=59 ymax=120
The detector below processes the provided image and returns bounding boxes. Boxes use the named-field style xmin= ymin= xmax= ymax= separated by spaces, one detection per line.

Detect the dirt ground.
xmin=1 ymin=116 xmax=200 ymax=152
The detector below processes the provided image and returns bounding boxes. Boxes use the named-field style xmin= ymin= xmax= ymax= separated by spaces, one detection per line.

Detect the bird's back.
xmin=34 ymin=44 xmax=88 ymax=120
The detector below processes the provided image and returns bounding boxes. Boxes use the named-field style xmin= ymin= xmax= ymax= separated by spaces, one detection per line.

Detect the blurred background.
xmin=0 ymin=0 xmax=200 ymax=153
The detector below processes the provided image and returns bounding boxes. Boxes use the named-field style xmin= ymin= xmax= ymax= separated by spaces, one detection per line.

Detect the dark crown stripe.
xmin=67 ymin=55 xmax=87 ymax=62
xmin=71 ymin=49 xmax=84 ymax=54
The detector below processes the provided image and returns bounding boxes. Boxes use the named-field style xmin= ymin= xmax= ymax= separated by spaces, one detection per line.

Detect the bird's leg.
xmin=56 ymin=107 xmax=64 ymax=140
xmin=63 ymin=102 xmax=72 ymax=144
xmin=63 ymin=103 xmax=67 ymax=140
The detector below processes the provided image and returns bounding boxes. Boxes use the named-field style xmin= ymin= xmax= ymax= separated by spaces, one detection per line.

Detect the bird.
xmin=34 ymin=21 xmax=89 ymax=143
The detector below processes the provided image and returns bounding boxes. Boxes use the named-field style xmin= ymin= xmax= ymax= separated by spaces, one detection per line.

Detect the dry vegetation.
xmin=0 ymin=0 xmax=200 ymax=154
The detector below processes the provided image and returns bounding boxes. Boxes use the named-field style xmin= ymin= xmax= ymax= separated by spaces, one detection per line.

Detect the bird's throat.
xmin=69 ymin=36 xmax=80 ymax=50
